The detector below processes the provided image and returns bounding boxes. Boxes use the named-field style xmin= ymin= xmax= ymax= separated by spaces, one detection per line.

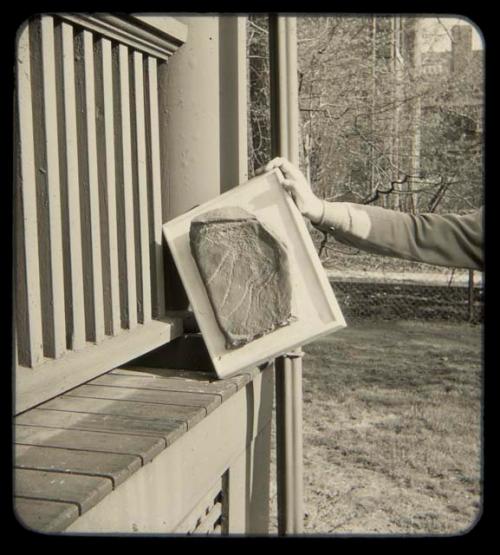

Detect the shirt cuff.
xmin=318 ymin=202 xmax=352 ymax=233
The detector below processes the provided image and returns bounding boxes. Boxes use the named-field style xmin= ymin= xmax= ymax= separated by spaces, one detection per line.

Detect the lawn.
xmin=268 ymin=319 xmax=483 ymax=535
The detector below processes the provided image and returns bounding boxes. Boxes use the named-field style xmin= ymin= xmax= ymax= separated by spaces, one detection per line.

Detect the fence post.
xmin=468 ymin=269 xmax=475 ymax=322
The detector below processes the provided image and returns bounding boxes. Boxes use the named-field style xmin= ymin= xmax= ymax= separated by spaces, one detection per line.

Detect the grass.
xmin=268 ymin=319 xmax=483 ymax=535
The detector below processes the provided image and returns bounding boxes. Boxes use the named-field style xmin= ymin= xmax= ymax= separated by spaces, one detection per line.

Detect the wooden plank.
xmin=228 ymin=370 xmax=259 ymax=392
xmin=96 ymin=37 xmax=121 ymax=336
xmin=15 ymin=22 xmax=44 ymax=367
xmin=15 ymin=444 xmax=141 ymax=488
xmin=41 ymin=396 xmax=205 ymax=429
xmin=92 ymin=371 xmax=238 ymax=402
xmin=82 ymin=29 xmax=105 ymax=343
xmin=133 ymin=51 xmax=152 ymax=324
xmin=16 ymin=409 xmax=185 ymax=445
xmin=14 ymin=425 xmax=165 ymax=465
xmin=14 ymin=497 xmax=79 ymax=532
xmin=174 ymin=478 xmax=223 ymax=533
xmin=65 ymin=370 xmax=273 ymax=533
xmin=118 ymin=44 xmax=138 ymax=328
xmin=60 ymin=22 xmax=86 ymax=351
xmin=15 ymin=316 xmax=182 ymax=414
xmin=15 ymin=468 xmax=112 ymax=514
xmin=65 ymin=384 xmax=221 ymax=415
xmin=146 ymin=56 xmax=165 ymax=317
xmin=193 ymin=503 xmax=222 ymax=534
xmin=40 ymin=15 xmax=66 ymax=358
xmin=116 ymin=367 xmax=214 ymax=381
xmin=112 ymin=365 xmax=260 ymax=392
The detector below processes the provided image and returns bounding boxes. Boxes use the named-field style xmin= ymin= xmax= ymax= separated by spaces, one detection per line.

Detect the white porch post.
xmin=219 ymin=16 xmax=249 ymax=192
xmin=161 ymin=16 xmax=221 ymax=221
xmin=161 ymin=15 xmax=248 ymax=218
xmin=160 ymin=16 xmax=249 ymax=312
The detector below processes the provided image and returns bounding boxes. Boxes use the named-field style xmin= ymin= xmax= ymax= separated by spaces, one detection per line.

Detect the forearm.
xmin=261 ymin=157 xmax=483 ymax=270
xmin=315 ymin=201 xmax=484 ymax=270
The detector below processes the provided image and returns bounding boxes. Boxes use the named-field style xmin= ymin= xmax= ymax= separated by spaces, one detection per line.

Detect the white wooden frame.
xmin=163 ymin=169 xmax=346 ymax=379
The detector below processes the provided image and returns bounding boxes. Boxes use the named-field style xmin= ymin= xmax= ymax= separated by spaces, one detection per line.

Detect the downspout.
xmin=269 ymin=14 xmax=304 ymax=535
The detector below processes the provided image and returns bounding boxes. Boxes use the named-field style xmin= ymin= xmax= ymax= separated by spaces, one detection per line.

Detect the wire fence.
xmin=318 ymin=236 xmax=483 ymax=324
xmin=330 ymin=275 xmax=483 ymax=323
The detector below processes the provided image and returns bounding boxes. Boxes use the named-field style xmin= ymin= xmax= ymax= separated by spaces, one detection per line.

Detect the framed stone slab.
xmin=163 ymin=169 xmax=346 ymax=379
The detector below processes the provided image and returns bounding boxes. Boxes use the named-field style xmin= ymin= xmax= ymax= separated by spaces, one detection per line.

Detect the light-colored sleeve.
xmin=315 ymin=202 xmax=484 ymax=270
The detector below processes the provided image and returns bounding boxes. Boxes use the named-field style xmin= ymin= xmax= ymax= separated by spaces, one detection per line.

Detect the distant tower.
xmin=451 ymin=24 xmax=473 ymax=73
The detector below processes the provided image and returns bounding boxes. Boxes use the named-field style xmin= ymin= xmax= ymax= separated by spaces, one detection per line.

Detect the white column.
xmin=219 ymin=16 xmax=248 ymax=192
xmin=161 ymin=16 xmax=221 ymax=221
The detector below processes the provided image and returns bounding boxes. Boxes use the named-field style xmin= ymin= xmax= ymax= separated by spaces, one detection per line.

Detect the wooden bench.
xmin=14 ymin=344 xmax=274 ymax=534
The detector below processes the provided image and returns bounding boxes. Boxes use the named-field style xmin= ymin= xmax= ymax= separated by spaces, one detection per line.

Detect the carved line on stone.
xmin=206 ymin=250 xmax=232 ymax=286
xmin=189 ymin=206 xmax=296 ymax=350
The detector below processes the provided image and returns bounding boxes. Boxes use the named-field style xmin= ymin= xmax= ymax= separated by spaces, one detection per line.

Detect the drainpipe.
xmin=269 ymin=14 xmax=304 ymax=535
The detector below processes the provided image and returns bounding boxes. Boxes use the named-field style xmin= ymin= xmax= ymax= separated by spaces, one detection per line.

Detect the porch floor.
xmin=14 ymin=359 xmax=261 ymax=532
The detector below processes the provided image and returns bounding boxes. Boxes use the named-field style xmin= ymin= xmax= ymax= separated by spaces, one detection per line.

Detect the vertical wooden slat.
xmin=146 ymin=56 xmax=166 ymax=317
xmin=15 ymin=22 xmax=44 ymax=367
xmin=118 ymin=44 xmax=138 ymax=328
xmin=40 ymin=15 xmax=66 ymax=358
xmin=82 ymin=30 xmax=105 ymax=343
xmin=60 ymin=22 xmax=86 ymax=350
xmin=18 ymin=17 xmax=169 ymax=369
xmin=97 ymin=37 xmax=121 ymax=336
xmin=133 ymin=51 xmax=152 ymax=324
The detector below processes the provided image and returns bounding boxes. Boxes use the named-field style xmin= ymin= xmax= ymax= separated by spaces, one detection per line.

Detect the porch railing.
xmin=14 ymin=14 xmax=186 ymax=413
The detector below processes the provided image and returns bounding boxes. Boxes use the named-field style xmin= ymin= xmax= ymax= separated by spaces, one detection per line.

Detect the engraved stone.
xmin=189 ymin=206 xmax=294 ymax=349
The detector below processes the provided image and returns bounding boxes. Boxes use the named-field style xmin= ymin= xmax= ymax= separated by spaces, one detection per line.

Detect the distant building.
xmin=369 ymin=20 xmax=483 ymax=212
xmin=421 ymin=25 xmax=482 ymax=75
xmin=421 ymin=25 xmax=483 ymax=132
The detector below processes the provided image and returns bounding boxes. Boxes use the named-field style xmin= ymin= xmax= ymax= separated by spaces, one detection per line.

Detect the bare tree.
xmin=247 ymin=15 xmax=484 ymax=262
xmin=247 ymin=16 xmax=272 ymax=174
xmin=294 ymin=16 xmax=483 ymax=215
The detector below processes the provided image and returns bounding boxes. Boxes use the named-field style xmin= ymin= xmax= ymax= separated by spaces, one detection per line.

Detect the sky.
xmin=419 ymin=16 xmax=484 ymax=52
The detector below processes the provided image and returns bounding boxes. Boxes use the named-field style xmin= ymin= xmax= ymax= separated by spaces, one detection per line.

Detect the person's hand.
xmin=257 ymin=157 xmax=324 ymax=224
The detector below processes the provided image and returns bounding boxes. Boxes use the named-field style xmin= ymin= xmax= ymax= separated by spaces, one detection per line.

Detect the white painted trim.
xmin=56 ymin=14 xmax=187 ymax=60
xmin=130 ymin=14 xmax=188 ymax=45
